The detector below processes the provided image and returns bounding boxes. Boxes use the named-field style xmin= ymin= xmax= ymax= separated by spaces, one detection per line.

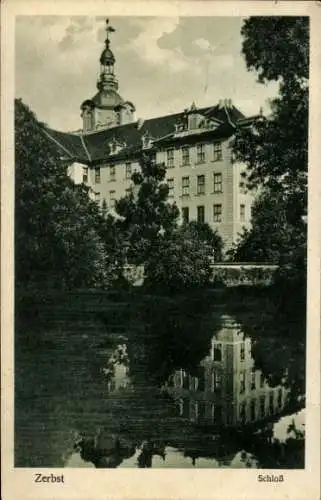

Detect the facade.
xmin=167 ymin=315 xmax=289 ymax=427
xmin=44 ymin=19 xmax=257 ymax=251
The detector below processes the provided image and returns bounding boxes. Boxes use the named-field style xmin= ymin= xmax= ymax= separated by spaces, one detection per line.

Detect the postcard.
xmin=1 ymin=1 xmax=320 ymax=499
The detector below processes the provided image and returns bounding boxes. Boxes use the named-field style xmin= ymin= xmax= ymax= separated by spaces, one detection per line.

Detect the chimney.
xmin=137 ymin=118 xmax=144 ymax=130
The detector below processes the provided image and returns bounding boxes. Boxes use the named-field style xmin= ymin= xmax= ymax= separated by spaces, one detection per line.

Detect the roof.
xmin=91 ymin=89 xmax=124 ymax=109
xmin=43 ymin=102 xmax=250 ymax=165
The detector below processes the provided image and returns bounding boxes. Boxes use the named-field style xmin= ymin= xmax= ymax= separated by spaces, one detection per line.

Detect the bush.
xmin=144 ymin=231 xmax=212 ymax=292
xmin=211 ymin=266 xmax=276 ymax=287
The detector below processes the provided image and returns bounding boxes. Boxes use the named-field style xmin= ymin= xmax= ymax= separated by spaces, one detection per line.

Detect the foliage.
xmin=228 ymin=189 xmax=307 ymax=263
xmin=230 ymin=16 xmax=308 ymax=307
xmin=182 ymin=221 xmax=223 ymax=261
xmin=234 ymin=17 xmax=308 ymax=209
xmin=211 ymin=265 xmax=275 ymax=287
xmin=15 ymin=99 xmax=114 ymax=290
xmin=241 ymin=16 xmax=308 ymax=85
xmin=144 ymin=228 xmax=212 ymax=292
xmin=115 ymin=152 xmax=179 ymax=265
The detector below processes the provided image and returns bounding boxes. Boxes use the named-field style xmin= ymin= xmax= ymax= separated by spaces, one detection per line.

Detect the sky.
xmin=15 ymin=16 xmax=279 ymax=132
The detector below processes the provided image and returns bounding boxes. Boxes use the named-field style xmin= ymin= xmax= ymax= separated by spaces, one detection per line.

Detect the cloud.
xmin=15 ymin=16 xmax=279 ymax=132
xmin=122 ymin=17 xmax=190 ymax=73
xmin=194 ymin=38 xmax=211 ymax=51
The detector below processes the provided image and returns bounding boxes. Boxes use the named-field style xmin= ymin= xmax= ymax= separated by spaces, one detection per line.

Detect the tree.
xmin=15 ymin=99 xmax=113 ymax=290
xmin=231 ymin=17 xmax=308 ymax=268
xmin=228 ymin=188 xmax=307 ymax=263
xmin=144 ymin=228 xmax=212 ymax=292
xmin=182 ymin=221 xmax=223 ymax=262
xmin=233 ymin=17 xmax=308 ymax=217
xmin=115 ymin=152 xmax=179 ymax=265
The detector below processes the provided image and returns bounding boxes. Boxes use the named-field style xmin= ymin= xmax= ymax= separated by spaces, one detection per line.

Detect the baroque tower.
xmin=80 ymin=19 xmax=135 ymax=132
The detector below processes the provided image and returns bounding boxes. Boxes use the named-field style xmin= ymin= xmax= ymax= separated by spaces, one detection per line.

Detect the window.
xmin=84 ymin=112 xmax=93 ymax=131
xmin=259 ymin=395 xmax=266 ymax=418
xmin=213 ymin=204 xmax=222 ymax=222
xmin=95 ymin=192 xmax=100 ymax=202
xmin=240 ymin=372 xmax=246 ymax=394
xmin=215 ymin=404 xmax=222 ymax=423
xmin=182 ymin=176 xmax=190 ymax=196
xmin=269 ymin=391 xmax=274 ymax=413
xmin=212 ymin=371 xmax=222 ymax=391
xmin=191 ymin=402 xmax=198 ymax=421
xmin=196 ymin=144 xmax=205 ymax=163
xmin=197 ymin=175 xmax=205 ymax=195
xmin=189 ymin=114 xmax=197 ymax=130
xmin=182 ymin=398 xmax=190 ymax=418
xmin=182 ymin=371 xmax=189 ymax=389
xmin=251 ymin=369 xmax=256 ymax=390
xmin=83 ymin=167 xmax=88 ymax=183
xmin=240 ymin=204 xmax=245 ymax=221
xmin=213 ymin=142 xmax=222 ymax=161
xmin=167 ymin=178 xmax=174 ymax=197
xmin=277 ymin=388 xmax=283 ymax=408
xmin=213 ymin=173 xmax=222 ymax=193
xmin=240 ymin=342 xmax=245 ymax=361
xmin=260 ymin=372 xmax=265 ymax=388
xmin=250 ymin=399 xmax=256 ymax=421
xmin=109 ymin=190 xmax=116 ymax=209
xmin=182 ymin=146 xmax=190 ymax=166
xmin=213 ymin=343 xmax=222 ymax=361
xmin=191 ymin=377 xmax=198 ymax=391
xmin=125 ymin=162 xmax=132 ymax=180
xmin=197 ymin=205 xmax=205 ymax=223
xmin=182 ymin=206 xmax=189 ymax=223
xmin=198 ymin=401 xmax=206 ymax=420
xmin=197 ymin=367 xmax=205 ymax=391
xmin=95 ymin=167 xmax=101 ymax=184
xmin=167 ymin=149 xmax=174 ymax=168
xmin=110 ymin=164 xmax=116 ymax=181
xmin=239 ymin=402 xmax=246 ymax=423
xmin=125 ymin=188 xmax=131 ymax=196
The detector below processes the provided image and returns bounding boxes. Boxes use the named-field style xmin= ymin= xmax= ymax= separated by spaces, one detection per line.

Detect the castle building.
xmin=44 ymin=19 xmax=257 ymax=251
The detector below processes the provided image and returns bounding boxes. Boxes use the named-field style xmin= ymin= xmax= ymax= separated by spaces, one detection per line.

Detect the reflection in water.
xmin=166 ymin=315 xmax=289 ymax=428
xmin=15 ymin=298 xmax=305 ymax=469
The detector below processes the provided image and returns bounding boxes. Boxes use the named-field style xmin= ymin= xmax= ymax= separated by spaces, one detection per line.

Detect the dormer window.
xmin=109 ymin=139 xmax=117 ymax=154
xmin=142 ymin=132 xmax=153 ymax=149
xmin=189 ymin=113 xmax=197 ymax=130
xmin=109 ymin=138 xmax=126 ymax=155
xmin=175 ymin=118 xmax=186 ymax=134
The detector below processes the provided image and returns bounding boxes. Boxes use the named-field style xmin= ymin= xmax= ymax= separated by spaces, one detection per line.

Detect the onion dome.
xmin=91 ymin=89 xmax=124 ymax=109
xmin=100 ymin=39 xmax=115 ymax=66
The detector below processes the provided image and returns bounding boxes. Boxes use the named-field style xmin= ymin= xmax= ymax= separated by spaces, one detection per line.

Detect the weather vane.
xmin=105 ymin=18 xmax=116 ymax=40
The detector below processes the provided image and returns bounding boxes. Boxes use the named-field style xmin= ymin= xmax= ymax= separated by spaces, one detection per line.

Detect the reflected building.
xmin=166 ymin=315 xmax=289 ymax=427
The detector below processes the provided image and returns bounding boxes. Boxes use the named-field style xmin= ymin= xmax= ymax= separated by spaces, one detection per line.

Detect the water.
xmin=15 ymin=292 xmax=305 ymax=468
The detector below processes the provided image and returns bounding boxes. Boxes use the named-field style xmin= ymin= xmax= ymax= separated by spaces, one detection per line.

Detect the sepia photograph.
xmin=12 ymin=13 xmax=309 ymax=471
xmin=2 ymin=3 xmax=321 ymax=499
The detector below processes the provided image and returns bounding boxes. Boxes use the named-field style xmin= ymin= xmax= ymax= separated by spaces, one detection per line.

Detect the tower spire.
xmin=81 ymin=18 xmax=135 ymax=132
xmin=98 ymin=18 xmax=118 ymax=91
